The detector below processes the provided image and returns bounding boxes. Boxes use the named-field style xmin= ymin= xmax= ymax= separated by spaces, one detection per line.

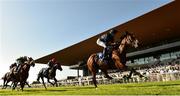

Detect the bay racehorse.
xmin=11 ymin=57 xmax=35 ymax=91
xmin=2 ymin=72 xmax=31 ymax=89
xmin=87 ymin=31 xmax=143 ymax=88
xmin=37 ymin=63 xmax=62 ymax=89
xmin=1 ymin=63 xmax=31 ymax=89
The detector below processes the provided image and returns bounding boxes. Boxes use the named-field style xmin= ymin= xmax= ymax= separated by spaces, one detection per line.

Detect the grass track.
xmin=1 ymin=80 xmax=180 ymax=95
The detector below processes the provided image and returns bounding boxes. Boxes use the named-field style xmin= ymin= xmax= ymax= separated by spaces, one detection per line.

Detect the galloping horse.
xmin=1 ymin=63 xmax=17 ymax=89
xmin=11 ymin=57 xmax=35 ymax=91
xmin=87 ymin=31 xmax=143 ymax=88
xmin=1 ymin=63 xmax=31 ymax=89
xmin=1 ymin=72 xmax=31 ymax=89
xmin=37 ymin=63 xmax=62 ymax=89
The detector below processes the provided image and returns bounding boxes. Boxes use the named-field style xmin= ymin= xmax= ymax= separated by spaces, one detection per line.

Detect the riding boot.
xmin=14 ymin=64 xmax=20 ymax=74
xmin=17 ymin=65 xmax=22 ymax=73
xmin=102 ymin=47 xmax=108 ymax=60
xmin=45 ymin=68 xmax=49 ymax=76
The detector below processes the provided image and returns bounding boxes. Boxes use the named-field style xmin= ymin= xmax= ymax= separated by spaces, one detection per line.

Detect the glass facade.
xmin=128 ymin=50 xmax=180 ymax=65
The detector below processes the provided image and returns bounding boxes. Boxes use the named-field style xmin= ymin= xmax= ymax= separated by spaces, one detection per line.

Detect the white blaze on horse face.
xmin=126 ymin=36 xmax=131 ymax=44
xmin=134 ymin=39 xmax=139 ymax=48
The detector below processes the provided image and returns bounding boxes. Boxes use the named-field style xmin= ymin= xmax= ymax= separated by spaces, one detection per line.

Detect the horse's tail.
xmin=1 ymin=76 xmax=4 ymax=80
xmin=87 ymin=53 xmax=98 ymax=72
xmin=1 ymin=72 xmax=8 ymax=80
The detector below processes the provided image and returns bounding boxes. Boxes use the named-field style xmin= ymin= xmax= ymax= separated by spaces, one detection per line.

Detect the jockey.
xmin=9 ymin=62 xmax=17 ymax=75
xmin=48 ymin=58 xmax=57 ymax=68
xmin=96 ymin=29 xmax=118 ymax=61
xmin=45 ymin=58 xmax=57 ymax=76
xmin=15 ymin=56 xmax=29 ymax=73
xmin=9 ymin=62 xmax=17 ymax=70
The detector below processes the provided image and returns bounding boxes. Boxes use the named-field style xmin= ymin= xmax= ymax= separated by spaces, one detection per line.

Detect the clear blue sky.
xmin=0 ymin=0 xmax=172 ymax=84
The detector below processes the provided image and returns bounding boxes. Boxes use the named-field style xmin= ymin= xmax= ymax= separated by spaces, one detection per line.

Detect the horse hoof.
xmin=140 ymin=75 xmax=144 ymax=78
xmin=105 ymin=76 xmax=113 ymax=79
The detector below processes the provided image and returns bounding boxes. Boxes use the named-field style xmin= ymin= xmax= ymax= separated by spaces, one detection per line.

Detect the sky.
xmin=0 ymin=0 xmax=172 ymax=85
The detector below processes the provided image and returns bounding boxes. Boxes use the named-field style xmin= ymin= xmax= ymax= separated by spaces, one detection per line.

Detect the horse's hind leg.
xmin=2 ymin=79 xmax=6 ymax=89
xmin=91 ymin=71 xmax=98 ymax=88
xmin=26 ymin=82 xmax=31 ymax=88
xmin=20 ymin=82 xmax=25 ymax=91
xmin=127 ymin=68 xmax=143 ymax=79
xmin=4 ymin=80 xmax=10 ymax=89
xmin=101 ymin=69 xmax=113 ymax=79
xmin=41 ymin=77 xmax=47 ymax=90
xmin=12 ymin=82 xmax=18 ymax=90
xmin=133 ymin=69 xmax=144 ymax=78
xmin=37 ymin=74 xmax=41 ymax=82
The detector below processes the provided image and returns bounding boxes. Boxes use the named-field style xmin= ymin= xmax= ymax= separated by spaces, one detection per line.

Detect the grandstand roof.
xmin=35 ymin=0 xmax=180 ymax=66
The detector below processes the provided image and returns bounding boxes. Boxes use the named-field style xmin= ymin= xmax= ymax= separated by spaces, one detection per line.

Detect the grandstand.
xmin=34 ymin=0 xmax=180 ymax=86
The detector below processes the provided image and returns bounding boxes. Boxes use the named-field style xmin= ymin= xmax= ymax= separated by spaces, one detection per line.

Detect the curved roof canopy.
xmin=35 ymin=0 xmax=180 ymax=66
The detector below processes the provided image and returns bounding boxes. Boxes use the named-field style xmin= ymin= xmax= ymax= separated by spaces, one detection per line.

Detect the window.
xmin=160 ymin=53 xmax=170 ymax=61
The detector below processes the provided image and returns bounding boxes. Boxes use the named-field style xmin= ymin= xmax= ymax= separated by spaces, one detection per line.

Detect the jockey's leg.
xmin=103 ymin=47 xmax=108 ymax=60
xmin=97 ymin=39 xmax=108 ymax=60
xmin=16 ymin=64 xmax=21 ymax=73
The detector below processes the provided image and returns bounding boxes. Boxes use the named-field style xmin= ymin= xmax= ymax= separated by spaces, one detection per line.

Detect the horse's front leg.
xmin=101 ymin=68 xmax=113 ymax=79
xmin=20 ymin=81 xmax=25 ymax=91
xmin=127 ymin=67 xmax=144 ymax=79
xmin=53 ymin=78 xmax=58 ymax=87
xmin=12 ymin=81 xmax=18 ymax=90
xmin=47 ymin=78 xmax=54 ymax=86
xmin=10 ymin=81 xmax=14 ymax=89
xmin=112 ymin=55 xmax=126 ymax=70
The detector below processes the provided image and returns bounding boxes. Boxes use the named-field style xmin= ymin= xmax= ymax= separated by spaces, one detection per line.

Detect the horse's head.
xmin=120 ymin=31 xmax=139 ymax=48
xmin=27 ymin=57 xmax=35 ymax=67
xmin=54 ymin=63 xmax=63 ymax=71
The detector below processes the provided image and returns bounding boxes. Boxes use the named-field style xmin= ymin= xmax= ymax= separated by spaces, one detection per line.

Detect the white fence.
xmin=56 ymin=71 xmax=180 ymax=86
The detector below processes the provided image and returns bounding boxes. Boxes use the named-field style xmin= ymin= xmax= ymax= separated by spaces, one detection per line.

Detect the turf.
xmin=1 ymin=80 xmax=180 ymax=95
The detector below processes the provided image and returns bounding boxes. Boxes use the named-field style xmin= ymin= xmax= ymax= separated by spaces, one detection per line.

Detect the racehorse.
xmin=11 ymin=57 xmax=35 ymax=91
xmin=37 ymin=63 xmax=63 ymax=89
xmin=1 ymin=63 xmax=17 ymax=89
xmin=1 ymin=72 xmax=31 ymax=89
xmin=87 ymin=31 xmax=143 ymax=88
xmin=1 ymin=63 xmax=31 ymax=89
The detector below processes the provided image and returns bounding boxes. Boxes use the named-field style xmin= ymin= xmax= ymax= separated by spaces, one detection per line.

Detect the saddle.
xmin=44 ymin=68 xmax=53 ymax=78
xmin=96 ymin=52 xmax=114 ymax=66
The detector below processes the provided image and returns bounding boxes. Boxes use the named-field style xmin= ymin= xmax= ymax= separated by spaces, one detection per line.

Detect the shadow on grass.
xmin=124 ymin=83 xmax=180 ymax=88
xmin=24 ymin=89 xmax=67 ymax=92
xmin=63 ymin=86 xmax=95 ymax=90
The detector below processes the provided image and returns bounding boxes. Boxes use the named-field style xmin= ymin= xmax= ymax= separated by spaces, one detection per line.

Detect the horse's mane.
xmin=119 ymin=31 xmax=131 ymax=41
xmin=113 ymin=31 xmax=129 ymax=50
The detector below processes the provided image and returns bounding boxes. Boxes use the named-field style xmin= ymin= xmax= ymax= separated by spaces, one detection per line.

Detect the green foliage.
xmin=1 ymin=80 xmax=180 ymax=95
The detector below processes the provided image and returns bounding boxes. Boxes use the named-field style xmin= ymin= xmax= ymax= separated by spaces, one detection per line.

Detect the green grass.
xmin=1 ymin=80 xmax=180 ymax=95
